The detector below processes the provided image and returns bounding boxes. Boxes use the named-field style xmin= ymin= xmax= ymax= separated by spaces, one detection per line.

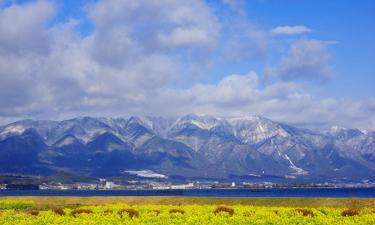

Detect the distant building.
xmin=75 ymin=183 xmax=98 ymax=190
xmin=39 ymin=184 xmax=48 ymax=190
xmin=231 ymin=182 xmax=236 ymax=187
xmin=171 ymin=183 xmax=194 ymax=189
xmin=194 ymin=181 xmax=218 ymax=189
xmin=105 ymin=181 xmax=116 ymax=189
xmin=152 ymin=186 xmax=171 ymax=190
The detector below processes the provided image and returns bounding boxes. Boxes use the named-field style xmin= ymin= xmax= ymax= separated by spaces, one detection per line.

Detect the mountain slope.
xmin=0 ymin=115 xmax=374 ymax=181
xmin=0 ymin=129 xmax=51 ymax=175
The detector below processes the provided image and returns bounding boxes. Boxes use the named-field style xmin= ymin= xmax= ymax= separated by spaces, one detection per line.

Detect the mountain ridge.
xmin=0 ymin=114 xmax=374 ymax=182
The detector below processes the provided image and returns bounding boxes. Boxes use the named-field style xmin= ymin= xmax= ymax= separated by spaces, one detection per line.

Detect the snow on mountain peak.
xmin=127 ymin=116 xmax=153 ymax=129
xmin=330 ymin=125 xmax=346 ymax=133
xmin=174 ymin=114 xmax=220 ymax=130
xmin=227 ymin=115 xmax=290 ymax=143
xmin=0 ymin=124 xmax=27 ymax=141
xmin=3 ymin=125 xmax=25 ymax=134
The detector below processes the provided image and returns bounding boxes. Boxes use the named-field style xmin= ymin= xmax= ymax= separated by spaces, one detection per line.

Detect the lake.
xmin=1 ymin=188 xmax=375 ymax=198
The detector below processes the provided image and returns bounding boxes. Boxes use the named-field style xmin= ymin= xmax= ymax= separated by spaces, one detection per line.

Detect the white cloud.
xmin=271 ymin=25 xmax=312 ymax=36
xmin=0 ymin=0 xmax=55 ymax=117
xmin=265 ymin=39 xmax=334 ymax=81
xmin=87 ymin=0 xmax=218 ymax=54
xmin=151 ymin=72 xmax=375 ymax=130
xmin=0 ymin=0 xmax=219 ymax=119
xmin=158 ymin=27 xmax=216 ymax=48
xmin=190 ymin=71 xmax=259 ymax=105
xmin=0 ymin=1 xmax=373 ymax=131
xmin=0 ymin=0 xmax=54 ymax=55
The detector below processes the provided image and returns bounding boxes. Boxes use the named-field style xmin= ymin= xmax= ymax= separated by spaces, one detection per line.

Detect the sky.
xmin=0 ymin=0 xmax=374 ymax=129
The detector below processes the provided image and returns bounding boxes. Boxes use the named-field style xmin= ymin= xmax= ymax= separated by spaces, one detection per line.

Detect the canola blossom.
xmin=0 ymin=200 xmax=34 ymax=210
xmin=0 ymin=202 xmax=375 ymax=224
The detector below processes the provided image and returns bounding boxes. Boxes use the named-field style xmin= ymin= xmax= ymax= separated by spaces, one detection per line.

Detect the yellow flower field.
xmin=1 ymin=200 xmax=375 ymax=225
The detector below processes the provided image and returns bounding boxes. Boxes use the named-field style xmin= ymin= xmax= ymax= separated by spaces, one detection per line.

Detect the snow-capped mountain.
xmin=0 ymin=114 xmax=374 ymax=181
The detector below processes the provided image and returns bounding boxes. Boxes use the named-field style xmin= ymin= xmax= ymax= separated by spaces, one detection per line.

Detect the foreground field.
xmin=2 ymin=196 xmax=375 ymax=208
xmin=1 ymin=199 xmax=375 ymax=225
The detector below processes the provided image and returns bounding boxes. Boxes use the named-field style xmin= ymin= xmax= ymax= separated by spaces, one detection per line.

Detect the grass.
xmin=1 ymin=196 xmax=375 ymax=209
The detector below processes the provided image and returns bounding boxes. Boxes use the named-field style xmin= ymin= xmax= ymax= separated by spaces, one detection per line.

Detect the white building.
xmin=105 ymin=181 xmax=116 ymax=189
xmin=171 ymin=183 xmax=194 ymax=189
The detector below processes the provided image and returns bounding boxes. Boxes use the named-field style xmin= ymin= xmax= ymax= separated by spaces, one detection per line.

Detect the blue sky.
xmin=0 ymin=0 xmax=374 ymax=129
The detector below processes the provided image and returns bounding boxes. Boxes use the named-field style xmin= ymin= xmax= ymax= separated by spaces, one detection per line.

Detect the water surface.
xmin=1 ymin=188 xmax=375 ymax=198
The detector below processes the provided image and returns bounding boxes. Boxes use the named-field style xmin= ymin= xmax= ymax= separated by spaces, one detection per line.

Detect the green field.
xmin=1 ymin=197 xmax=375 ymax=224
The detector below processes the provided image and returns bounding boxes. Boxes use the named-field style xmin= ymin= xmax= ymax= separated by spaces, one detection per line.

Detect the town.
xmin=2 ymin=178 xmax=375 ymax=191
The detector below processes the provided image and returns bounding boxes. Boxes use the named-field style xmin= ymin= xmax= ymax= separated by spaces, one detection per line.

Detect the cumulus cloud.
xmin=143 ymin=71 xmax=375 ymax=130
xmin=0 ymin=0 xmax=55 ymax=118
xmin=158 ymin=27 xmax=216 ymax=48
xmin=0 ymin=0 xmax=219 ymax=119
xmin=265 ymin=39 xmax=334 ymax=81
xmin=0 ymin=0 xmax=373 ymax=130
xmin=0 ymin=0 xmax=54 ymax=55
xmin=270 ymin=25 xmax=312 ymax=36
xmin=189 ymin=71 xmax=259 ymax=105
xmin=87 ymin=0 xmax=218 ymax=64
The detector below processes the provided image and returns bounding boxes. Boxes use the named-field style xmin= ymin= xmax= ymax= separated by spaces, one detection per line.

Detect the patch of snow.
xmin=283 ymin=154 xmax=309 ymax=175
xmin=227 ymin=116 xmax=290 ymax=144
xmin=55 ymin=136 xmax=77 ymax=147
xmin=2 ymin=125 xmax=25 ymax=134
xmin=0 ymin=125 xmax=27 ymax=140
xmin=248 ymin=174 xmax=261 ymax=177
xmin=227 ymin=115 xmax=259 ymax=123
xmin=124 ymin=170 xmax=168 ymax=179
xmin=128 ymin=116 xmax=154 ymax=130
xmin=173 ymin=114 xmax=220 ymax=130
xmin=138 ymin=117 xmax=154 ymax=130
xmin=190 ymin=120 xmax=216 ymax=130
xmin=330 ymin=125 xmax=346 ymax=132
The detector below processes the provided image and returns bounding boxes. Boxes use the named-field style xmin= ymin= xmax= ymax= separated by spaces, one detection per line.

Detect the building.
xmin=105 ymin=181 xmax=116 ymax=189
xmin=171 ymin=183 xmax=194 ymax=189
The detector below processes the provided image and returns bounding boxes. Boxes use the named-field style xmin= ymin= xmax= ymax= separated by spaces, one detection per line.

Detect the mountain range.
xmin=1 ymin=114 xmax=374 ymax=182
